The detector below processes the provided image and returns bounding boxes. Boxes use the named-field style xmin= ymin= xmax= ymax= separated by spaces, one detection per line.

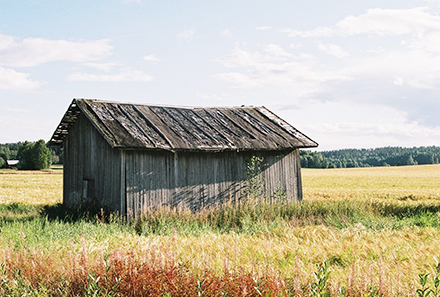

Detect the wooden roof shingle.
xmin=50 ymin=99 xmax=318 ymax=151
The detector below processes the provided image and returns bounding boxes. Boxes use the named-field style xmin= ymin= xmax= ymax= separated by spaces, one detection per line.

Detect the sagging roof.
xmin=50 ymin=99 xmax=318 ymax=151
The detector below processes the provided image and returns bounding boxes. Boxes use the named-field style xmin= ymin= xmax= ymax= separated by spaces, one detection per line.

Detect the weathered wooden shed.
xmin=50 ymin=99 xmax=318 ymax=216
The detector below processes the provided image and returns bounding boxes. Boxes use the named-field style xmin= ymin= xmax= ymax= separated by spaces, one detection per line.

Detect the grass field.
xmin=0 ymin=165 xmax=439 ymax=296
xmin=303 ymin=164 xmax=440 ymax=201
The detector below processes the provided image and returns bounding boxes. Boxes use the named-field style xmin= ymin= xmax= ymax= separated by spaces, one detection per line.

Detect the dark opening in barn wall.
xmin=82 ymin=179 xmax=95 ymax=203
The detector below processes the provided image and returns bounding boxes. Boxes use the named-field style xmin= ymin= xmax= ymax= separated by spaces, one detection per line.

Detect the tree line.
xmin=2 ymin=141 xmax=440 ymax=170
xmin=0 ymin=141 xmax=61 ymax=170
xmin=300 ymin=146 xmax=440 ymax=168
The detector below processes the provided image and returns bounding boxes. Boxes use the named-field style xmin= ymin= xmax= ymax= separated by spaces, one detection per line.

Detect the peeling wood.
xmin=50 ymin=99 xmax=318 ymax=151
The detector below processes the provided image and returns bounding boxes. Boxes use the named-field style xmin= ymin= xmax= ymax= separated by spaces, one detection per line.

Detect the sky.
xmin=1 ymin=0 xmax=440 ymax=151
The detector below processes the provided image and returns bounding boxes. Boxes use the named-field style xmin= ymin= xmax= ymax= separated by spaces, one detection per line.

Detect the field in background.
xmin=0 ymin=169 xmax=62 ymax=205
xmin=0 ymin=165 xmax=439 ymax=295
xmin=303 ymin=164 xmax=440 ymax=201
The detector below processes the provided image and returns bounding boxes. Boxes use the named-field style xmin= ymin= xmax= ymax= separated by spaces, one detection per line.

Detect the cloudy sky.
xmin=1 ymin=0 xmax=440 ymax=150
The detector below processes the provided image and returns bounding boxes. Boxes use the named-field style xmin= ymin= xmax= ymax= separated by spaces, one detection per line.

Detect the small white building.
xmin=6 ymin=160 xmax=19 ymax=168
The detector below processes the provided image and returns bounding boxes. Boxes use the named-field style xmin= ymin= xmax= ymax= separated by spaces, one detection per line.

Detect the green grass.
xmin=0 ymin=197 xmax=439 ymax=246
xmin=0 ymin=165 xmax=439 ymax=295
xmin=131 ymin=199 xmax=440 ymax=235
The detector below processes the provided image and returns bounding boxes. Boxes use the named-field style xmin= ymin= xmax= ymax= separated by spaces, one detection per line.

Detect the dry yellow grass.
xmin=0 ymin=170 xmax=62 ymax=205
xmin=302 ymin=164 xmax=440 ymax=202
xmin=144 ymin=226 xmax=440 ymax=294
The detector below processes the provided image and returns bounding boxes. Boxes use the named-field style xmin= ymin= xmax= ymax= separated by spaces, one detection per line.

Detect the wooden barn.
xmin=50 ymin=99 xmax=318 ymax=217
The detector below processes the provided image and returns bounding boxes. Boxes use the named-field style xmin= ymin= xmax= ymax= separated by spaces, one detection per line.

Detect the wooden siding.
xmin=124 ymin=149 xmax=301 ymax=216
xmin=63 ymin=113 xmax=122 ymax=211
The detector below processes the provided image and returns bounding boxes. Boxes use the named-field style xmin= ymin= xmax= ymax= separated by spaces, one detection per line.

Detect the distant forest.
xmin=2 ymin=142 xmax=440 ymax=169
xmin=301 ymin=146 xmax=440 ymax=168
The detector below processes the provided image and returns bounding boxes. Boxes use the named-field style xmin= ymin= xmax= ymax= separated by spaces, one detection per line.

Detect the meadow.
xmin=0 ymin=165 xmax=439 ymax=296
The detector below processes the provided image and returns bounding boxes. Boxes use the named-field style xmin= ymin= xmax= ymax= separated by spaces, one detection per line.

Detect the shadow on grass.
xmin=41 ymin=202 xmax=114 ymax=223
xmin=0 ymin=203 xmax=43 ymax=222
xmin=377 ymin=202 xmax=440 ymax=218
xmin=2 ymin=199 xmax=440 ymax=232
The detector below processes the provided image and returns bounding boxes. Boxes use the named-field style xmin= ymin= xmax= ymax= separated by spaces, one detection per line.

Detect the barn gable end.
xmin=51 ymin=99 xmax=318 ymax=216
xmin=63 ymin=112 xmax=123 ymax=212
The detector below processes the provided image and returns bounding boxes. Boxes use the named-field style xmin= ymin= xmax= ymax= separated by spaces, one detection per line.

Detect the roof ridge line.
xmin=74 ymin=98 xmax=260 ymax=110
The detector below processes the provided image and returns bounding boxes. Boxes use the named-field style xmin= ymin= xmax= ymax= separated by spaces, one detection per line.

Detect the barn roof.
xmin=50 ymin=99 xmax=318 ymax=151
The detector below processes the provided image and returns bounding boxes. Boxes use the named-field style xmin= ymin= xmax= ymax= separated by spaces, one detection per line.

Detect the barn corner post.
xmin=249 ymin=148 xmax=305 ymax=205
xmin=295 ymin=148 xmax=304 ymax=202
xmin=120 ymin=149 xmax=127 ymax=218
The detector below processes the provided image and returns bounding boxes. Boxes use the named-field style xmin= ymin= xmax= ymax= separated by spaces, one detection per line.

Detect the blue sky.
xmin=1 ymin=0 xmax=440 ymax=150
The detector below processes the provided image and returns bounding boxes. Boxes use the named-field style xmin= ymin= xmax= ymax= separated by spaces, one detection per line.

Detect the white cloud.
xmin=317 ymin=43 xmax=349 ymax=58
xmin=305 ymin=121 xmax=440 ymax=150
xmin=143 ymin=54 xmax=160 ymax=62
xmin=67 ymin=69 xmax=153 ymax=82
xmin=83 ymin=62 xmax=122 ymax=72
xmin=334 ymin=7 xmax=440 ymax=38
xmin=341 ymin=49 xmax=440 ymax=89
xmin=0 ymin=34 xmax=113 ymax=67
xmin=119 ymin=0 xmax=142 ymax=4
xmin=0 ymin=67 xmax=42 ymax=90
xmin=281 ymin=101 xmax=440 ymax=150
xmin=334 ymin=8 xmax=417 ymax=36
xmin=196 ymin=92 xmax=236 ymax=102
xmin=1 ymin=108 xmax=32 ymax=113
xmin=256 ymin=26 xmax=271 ymax=31
xmin=282 ymin=27 xmax=333 ymax=38
xmin=284 ymin=7 xmax=440 ymax=53
xmin=220 ymin=29 xmax=232 ymax=37
xmin=177 ymin=28 xmax=195 ymax=41
xmin=215 ymin=44 xmax=352 ymax=92
xmin=393 ymin=76 xmax=404 ymax=87
xmin=289 ymin=43 xmax=301 ymax=49
xmin=310 ymin=122 xmax=440 ymax=150
xmin=264 ymin=44 xmax=292 ymax=57
xmin=271 ymin=6 xmax=440 ymax=129
xmin=214 ymin=72 xmax=261 ymax=88
xmin=284 ymin=7 xmax=440 ymax=39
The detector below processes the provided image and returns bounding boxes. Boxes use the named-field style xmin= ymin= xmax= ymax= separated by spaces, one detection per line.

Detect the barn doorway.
xmin=82 ymin=179 xmax=95 ymax=203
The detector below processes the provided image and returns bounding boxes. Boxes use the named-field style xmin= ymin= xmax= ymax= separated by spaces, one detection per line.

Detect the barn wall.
xmin=124 ymin=149 xmax=302 ymax=216
xmin=63 ymin=113 xmax=122 ymax=211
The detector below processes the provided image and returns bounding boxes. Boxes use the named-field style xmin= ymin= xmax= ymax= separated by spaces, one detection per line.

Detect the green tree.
xmin=406 ymin=155 xmax=417 ymax=166
xmin=17 ymin=141 xmax=33 ymax=170
xmin=17 ymin=140 xmax=52 ymax=170
xmin=32 ymin=140 xmax=52 ymax=169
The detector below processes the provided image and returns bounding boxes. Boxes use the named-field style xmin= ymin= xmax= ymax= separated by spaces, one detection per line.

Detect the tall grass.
xmin=1 ymin=221 xmax=440 ymax=296
xmin=1 ymin=165 xmax=440 ymax=295
xmin=0 ymin=199 xmax=439 ymax=295
xmin=132 ymin=198 xmax=440 ymax=235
